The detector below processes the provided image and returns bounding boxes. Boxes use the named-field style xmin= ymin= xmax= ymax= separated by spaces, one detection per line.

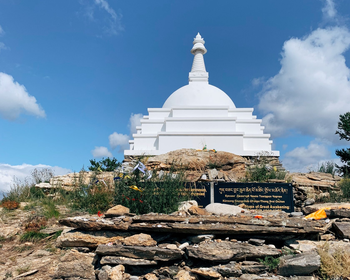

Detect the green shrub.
xmin=42 ymin=199 xmax=60 ymax=219
xmin=88 ymin=157 xmax=121 ymax=172
xmin=69 ymin=183 xmax=114 ymax=214
xmin=258 ymin=256 xmax=280 ymax=272
xmin=29 ymin=186 xmax=46 ymax=199
xmin=245 ymin=165 xmax=286 ymax=182
xmin=114 ymin=168 xmax=191 ymax=214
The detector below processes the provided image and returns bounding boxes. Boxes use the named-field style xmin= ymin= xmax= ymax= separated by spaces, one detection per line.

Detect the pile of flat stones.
xmin=51 ymin=203 xmax=350 ymax=280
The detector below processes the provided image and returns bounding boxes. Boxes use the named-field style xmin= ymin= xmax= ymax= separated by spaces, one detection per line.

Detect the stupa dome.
xmin=124 ymin=33 xmax=279 ymax=157
xmin=163 ymin=83 xmax=235 ymax=108
xmin=162 ymin=33 xmax=235 ymax=109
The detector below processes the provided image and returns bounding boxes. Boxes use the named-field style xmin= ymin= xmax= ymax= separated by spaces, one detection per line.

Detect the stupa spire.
xmin=189 ymin=33 xmax=209 ymax=83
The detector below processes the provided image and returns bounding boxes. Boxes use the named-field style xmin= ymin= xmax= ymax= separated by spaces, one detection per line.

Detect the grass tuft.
xmin=318 ymin=242 xmax=350 ymax=279
xmin=20 ymin=231 xmax=49 ymax=243
xmin=258 ymin=256 xmax=280 ymax=272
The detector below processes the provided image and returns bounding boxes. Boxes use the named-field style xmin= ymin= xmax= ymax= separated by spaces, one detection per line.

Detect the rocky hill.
xmin=2 ymin=201 xmax=350 ymax=279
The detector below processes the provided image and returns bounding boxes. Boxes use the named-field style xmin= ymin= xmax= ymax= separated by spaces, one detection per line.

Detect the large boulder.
xmin=105 ymin=205 xmax=130 ymax=217
xmin=146 ymin=149 xmax=246 ymax=181
xmin=278 ymin=251 xmax=321 ymax=276
xmin=52 ymin=250 xmax=95 ymax=280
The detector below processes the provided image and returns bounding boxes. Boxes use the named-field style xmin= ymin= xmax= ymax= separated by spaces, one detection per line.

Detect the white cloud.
xmin=0 ymin=72 xmax=46 ymax=120
xmin=0 ymin=164 xmax=71 ymax=194
xmin=258 ymin=26 xmax=350 ymax=143
xmin=92 ymin=146 xmax=112 ymax=158
xmin=282 ymin=141 xmax=332 ymax=172
xmin=107 ymin=113 xmax=143 ymax=153
xmin=109 ymin=132 xmax=129 ymax=152
xmin=128 ymin=113 xmax=143 ymax=135
xmin=322 ymin=0 xmax=337 ymax=20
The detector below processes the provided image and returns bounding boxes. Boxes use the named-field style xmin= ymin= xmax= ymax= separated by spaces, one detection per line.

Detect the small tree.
xmin=335 ymin=112 xmax=350 ymax=177
xmin=88 ymin=157 xmax=121 ymax=172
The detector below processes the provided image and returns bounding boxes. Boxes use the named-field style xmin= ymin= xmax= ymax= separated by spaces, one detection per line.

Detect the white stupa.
xmin=124 ymin=33 xmax=279 ymax=157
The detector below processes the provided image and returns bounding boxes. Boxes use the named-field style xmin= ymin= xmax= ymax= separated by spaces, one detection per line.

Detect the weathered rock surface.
xmin=98 ymin=264 xmax=130 ymax=280
xmin=96 ymin=244 xmax=184 ymax=261
xmin=212 ymin=261 xmax=242 ymax=277
xmin=205 ymin=203 xmax=248 ymax=215
xmin=278 ymin=251 xmax=321 ymax=276
xmin=123 ymin=233 xmax=157 ymax=247
xmin=0 ymin=225 xmax=20 ymax=238
xmin=333 ymin=221 xmax=350 ymax=239
xmin=303 ymin=203 xmax=350 ymax=215
xmin=145 ymin=149 xmax=247 ymax=182
xmin=56 ymin=229 xmax=125 ymax=248
xmin=174 ymin=270 xmax=198 ymax=280
xmin=291 ymin=172 xmax=341 ymax=189
xmin=191 ymin=267 xmax=222 ymax=279
xmin=186 ymin=241 xmax=281 ymax=262
xmin=50 ymin=170 xmax=116 ymax=189
xmin=52 ymin=250 xmax=95 ymax=280
xmin=59 ymin=215 xmax=131 ymax=231
xmin=60 ymin=212 xmax=325 ymax=241
xmin=105 ymin=205 xmax=131 ymax=217
xmin=285 ymin=240 xmax=318 ymax=253
xmin=326 ymin=208 xmax=350 ymax=218
xmin=178 ymin=200 xmax=198 ymax=212
xmin=188 ymin=205 xmax=210 ymax=216
xmin=100 ymin=256 xmax=157 ymax=266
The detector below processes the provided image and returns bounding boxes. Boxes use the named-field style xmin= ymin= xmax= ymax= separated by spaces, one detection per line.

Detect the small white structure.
xmin=124 ymin=33 xmax=279 ymax=157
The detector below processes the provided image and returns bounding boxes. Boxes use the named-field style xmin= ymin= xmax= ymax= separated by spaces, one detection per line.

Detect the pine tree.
xmin=335 ymin=112 xmax=350 ymax=176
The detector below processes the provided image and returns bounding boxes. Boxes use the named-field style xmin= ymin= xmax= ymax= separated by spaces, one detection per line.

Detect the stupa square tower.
xmin=124 ymin=33 xmax=279 ymax=157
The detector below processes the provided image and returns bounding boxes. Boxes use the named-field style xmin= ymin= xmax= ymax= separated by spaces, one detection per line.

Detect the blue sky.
xmin=1 ymin=0 xmax=350 ymax=192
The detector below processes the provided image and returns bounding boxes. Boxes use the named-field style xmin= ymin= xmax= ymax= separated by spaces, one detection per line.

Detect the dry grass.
xmin=1 ymin=200 xmax=20 ymax=210
xmin=318 ymin=242 xmax=350 ymax=279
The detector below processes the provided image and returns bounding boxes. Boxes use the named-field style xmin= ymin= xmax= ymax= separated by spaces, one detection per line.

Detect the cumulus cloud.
xmin=282 ymin=141 xmax=337 ymax=172
xmin=258 ymin=26 xmax=350 ymax=143
xmin=128 ymin=113 xmax=143 ymax=135
xmin=109 ymin=132 xmax=130 ymax=152
xmin=107 ymin=113 xmax=144 ymax=153
xmin=0 ymin=72 xmax=46 ymax=120
xmin=92 ymin=146 xmax=113 ymax=158
xmin=0 ymin=163 xmax=71 ymax=194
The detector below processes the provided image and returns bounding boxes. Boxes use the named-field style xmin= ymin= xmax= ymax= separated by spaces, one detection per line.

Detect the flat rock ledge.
xmin=59 ymin=212 xmax=325 ymax=240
